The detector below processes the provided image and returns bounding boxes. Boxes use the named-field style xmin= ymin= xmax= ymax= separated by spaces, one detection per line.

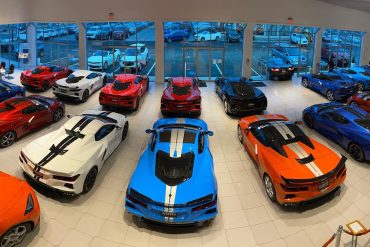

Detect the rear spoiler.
xmin=282 ymin=155 xmax=347 ymax=184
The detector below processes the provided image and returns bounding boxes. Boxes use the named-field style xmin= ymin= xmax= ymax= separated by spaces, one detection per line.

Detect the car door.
xmin=243 ymin=127 xmax=263 ymax=168
xmin=315 ymin=111 xmax=341 ymax=140
xmin=134 ymin=76 xmax=144 ymax=96
xmin=22 ymin=104 xmax=50 ymax=130
xmin=86 ymin=73 xmax=101 ymax=91
xmin=309 ymin=74 xmax=323 ymax=91
xmin=96 ymin=124 xmax=121 ymax=160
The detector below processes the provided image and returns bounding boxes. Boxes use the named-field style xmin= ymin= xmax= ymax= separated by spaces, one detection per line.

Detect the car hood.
xmin=128 ymin=148 xmax=216 ymax=205
xmin=0 ymin=173 xmax=25 ymax=219
xmin=88 ymin=56 xmax=107 ymax=63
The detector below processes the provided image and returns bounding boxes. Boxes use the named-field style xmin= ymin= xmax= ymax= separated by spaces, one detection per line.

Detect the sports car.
xmin=53 ymin=70 xmax=107 ymax=102
xmin=88 ymin=49 xmax=121 ymax=71
xmin=258 ymin=58 xmax=294 ymax=80
xmin=194 ymin=30 xmax=222 ymax=42
xmin=301 ymin=72 xmax=358 ymax=101
xmin=333 ymin=67 xmax=370 ymax=91
xmin=347 ymin=91 xmax=370 ymax=112
xmin=0 ymin=80 xmax=25 ymax=102
xmin=290 ymin=33 xmax=308 ymax=46
xmin=19 ymin=110 xmax=129 ymax=195
xmin=238 ymin=114 xmax=347 ymax=206
xmin=99 ymin=74 xmax=149 ymax=110
xmin=215 ymin=77 xmax=267 ymax=115
xmin=20 ymin=66 xmax=73 ymax=91
xmin=0 ymin=172 xmax=40 ymax=247
xmin=303 ymin=103 xmax=370 ymax=162
xmin=161 ymin=77 xmax=201 ymax=116
xmin=125 ymin=118 xmax=217 ymax=224
xmin=0 ymin=96 xmax=64 ymax=148
xmin=120 ymin=44 xmax=149 ymax=72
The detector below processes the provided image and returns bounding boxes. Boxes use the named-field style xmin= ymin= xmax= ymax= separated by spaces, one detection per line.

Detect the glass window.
xmin=95 ymin=125 xmax=115 ymax=141
xmin=0 ymin=23 xmax=27 ymax=69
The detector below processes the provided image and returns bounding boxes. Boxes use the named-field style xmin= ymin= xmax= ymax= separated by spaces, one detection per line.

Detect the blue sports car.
xmin=0 ymin=80 xmax=25 ymax=102
xmin=333 ymin=67 xmax=370 ymax=91
xmin=301 ymin=72 xmax=358 ymax=101
xmin=125 ymin=118 xmax=218 ymax=225
xmin=303 ymin=102 xmax=370 ymax=162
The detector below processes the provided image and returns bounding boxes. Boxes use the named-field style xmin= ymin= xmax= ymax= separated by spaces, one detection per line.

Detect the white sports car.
xmin=88 ymin=49 xmax=121 ymax=70
xmin=194 ymin=30 xmax=222 ymax=42
xmin=53 ymin=70 xmax=107 ymax=102
xmin=290 ymin=33 xmax=308 ymax=46
xmin=19 ymin=110 xmax=129 ymax=195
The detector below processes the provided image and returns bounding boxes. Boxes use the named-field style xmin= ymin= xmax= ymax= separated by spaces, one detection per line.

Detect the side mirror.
xmin=66 ymin=114 xmax=73 ymax=119
xmin=116 ymin=126 xmax=122 ymax=130
xmin=295 ymin=121 xmax=303 ymax=125
xmin=205 ymin=131 xmax=214 ymax=136
xmin=145 ymin=129 xmax=156 ymax=134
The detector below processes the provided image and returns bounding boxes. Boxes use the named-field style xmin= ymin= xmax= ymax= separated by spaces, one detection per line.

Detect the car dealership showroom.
xmin=0 ymin=0 xmax=370 ymax=246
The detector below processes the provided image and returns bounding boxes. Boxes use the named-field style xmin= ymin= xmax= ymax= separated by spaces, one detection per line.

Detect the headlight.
xmin=25 ymin=194 xmax=34 ymax=215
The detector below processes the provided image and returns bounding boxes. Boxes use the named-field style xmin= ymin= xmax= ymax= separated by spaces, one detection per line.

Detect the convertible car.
xmin=303 ymin=103 xmax=370 ymax=162
xmin=53 ymin=70 xmax=107 ymax=102
xmin=333 ymin=67 xmax=370 ymax=91
xmin=125 ymin=118 xmax=217 ymax=224
xmin=347 ymin=91 xmax=370 ymax=112
xmin=238 ymin=114 xmax=347 ymax=206
xmin=301 ymin=72 xmax=358 ymax=101
xmin=99 ymin=74 xmax=149 ymax=110
xmin=19 ymin=110 xmax=129 ymax=195
xmin=0 ymin=80 xmax=25 ymax=102
xmin=161 ymin=77 xmax=201 ymax=116
xmin=0 ymin=172 xmax=40 ymax=247
xmin=20 ymin=66 xmax=73 ymax=91
xmin=215 ymin=77 xmax=267 ymax=115
xmin=0 ymin=96 xmax=64 ymax=148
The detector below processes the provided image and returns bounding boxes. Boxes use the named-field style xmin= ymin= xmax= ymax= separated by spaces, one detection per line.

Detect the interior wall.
xmin=0 ymin=0 xmax=29 ymax=24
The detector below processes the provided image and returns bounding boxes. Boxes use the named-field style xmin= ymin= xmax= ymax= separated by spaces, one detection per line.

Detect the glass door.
xmin=197 ymin=48 xmax=210 ymax=80
xmin=183 ymin=47 xmax=196 ymax=78
xmin=211 ymin=48 xmax=224 ymax=79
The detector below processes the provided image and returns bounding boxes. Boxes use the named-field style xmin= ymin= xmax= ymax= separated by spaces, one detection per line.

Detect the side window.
xmin=95 ymin=125 xmax=115 ymax=141
xmin=331 ymin=113 xmax=349 ymax=124
xmin=198 ymin=133 xmax=205 ymax=154
xmin=250 ymin=127 xmax=268 ymax=146
xmin=86 ymin=73 xmax=98 ymax=79
xmin=134 ymin=77 xmax=142 ymax=84
xmin=22 ymin=105 xmax=38 ymax=115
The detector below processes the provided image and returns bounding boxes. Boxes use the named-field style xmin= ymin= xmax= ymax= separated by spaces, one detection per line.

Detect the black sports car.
xmin=215 ymin=77 xmax=267 ymax=115
xmin=258 ymin=58 xmax=295 ymax=80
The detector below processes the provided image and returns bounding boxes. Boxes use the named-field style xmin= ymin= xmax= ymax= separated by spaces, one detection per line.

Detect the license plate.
xmin=162 ymin=211 xmax=177 ymax=218
xmin=319 ymin=181 xmax=329 ymax=191
xmin=177 ymin=105 xmax=184 ymax=108
xmin=33 ymin=170 xmax=44 ymax=179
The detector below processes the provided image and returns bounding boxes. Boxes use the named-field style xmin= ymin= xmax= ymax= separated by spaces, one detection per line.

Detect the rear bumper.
xmin=99 ymin=96 xmax=136 ymax=109
xmin=161 ymin=102 xmax=201 ymax=115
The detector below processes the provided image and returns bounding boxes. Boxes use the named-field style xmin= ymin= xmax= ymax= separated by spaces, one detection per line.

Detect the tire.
xmin=15 ymin=93 xmax=22 ymax=97
xmin=263 ymin=174 xmax=276 ymax=202
xmin=134 ymin=96 xmax=140 ymax=111
xmin=349 ymin=101 xmax=358 ymax=107
xmin=52 ymin=107 xmax=64 ymax=122
xmin=42 ymin=81 xmax=49 ymax=91
xmin=224 ymin=100 xmax=230 ymax=115
xmin=145 ymin=78 xmax=149 ymax=91
xmin=303 ymin=114 xmax=314 ymax=129
xmin=83 ymin=166 xmax=98 ymax=194
xmin=326 ymin=90 xmax=335 ymax=101
xmin=81 ymin=89 xmax=89 ymax=103
xmin=302 ymin=78 xmax=308 ymax=88
xmin=0 ymin=223 xmax=31 ymax=247
xmin=237 ymin=125 xmax=243 ymax=143
xmin=0 ymin=131 xmax=16 ymax=148
xmin=348 ymin=143 xmax=365 ymax=162
xmin=103 ymin=62 xmax=108 ymax=70
xmin=121 ymin=122 xmax=129 ymax=141
xmin=358 ymin=82 xmax=365 ymax=91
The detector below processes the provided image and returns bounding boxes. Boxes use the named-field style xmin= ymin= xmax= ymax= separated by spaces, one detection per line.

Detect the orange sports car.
xmin=0 ymin=172 xmax=40 ymax=247
xmin=237 ymin=114 xmax=347 ymax=206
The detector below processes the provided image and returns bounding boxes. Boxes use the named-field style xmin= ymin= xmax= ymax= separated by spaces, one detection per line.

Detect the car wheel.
xmin=83 ymin=166 xmax=98 ymax=194
xmin=237 ymin=125 xmax=243 ymax=143
xmin=358 ymin=82 xmax=365 ymax=91
xmin=42 ymin=81 xmax=49 ymax=91
xmin=0 ymin=223 xmax=31 ymax=247
xmin=81 ymin=89 xmax=89 ymax=103
xmin=15 ymin=93 xmax=22 ymax=97
xmin=302 ymin=78 xmax=308 ymax=87
xmin=146 ymin=78 xmax=149 ymax=91
xmin=303 ymin=114 xmax=314 ymax=129
xmin=224 ymin=100 xmax=230 ymax=114
xmin=134 ymin=96 xmax=140 ymax=111
xmin=263 ymin=174 xmax=276 ymax=202
xmin=326 ymin=90 xmax=335 ymax=101
xmin=348 ymin=143 xmax=365 ymax=162
xmin=53 ymin=107 xmax=64 ymax=122
xmin=103 ymin=62 xmax=108 ymax=70
xmin=121 ymin=122 xmax=129 ymax=141
xmin=0 ymin=131 xmax=16 ymax=148
xmin=349 ymin=101 xmax=358 ymax=107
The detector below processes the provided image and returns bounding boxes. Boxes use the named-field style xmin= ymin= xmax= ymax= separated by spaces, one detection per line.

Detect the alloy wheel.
xmin=349 ymin=101 xmax=358 ymax=107
xmin=304 ymin=114 xmax=314 ymax=129
xmin=358 ymin=82 xmax=365 ymax=91
xmin=326 ymin=90 xmax=334 ymax=101
xmin=0 ymin=225 xmax=27 ymax=247
xmin=81 ymin=90 xmax=89 ymax=102
xmin=83 ymin=167 xmax=98 ymax=193
xmin=0 ymin=131 xmax=16 ymax=148
xmin=349 ymin=143 xmax=365 ymax=162
xmin=264 ymin=175 xmax=276 ymax=201
xmin=302 ymin=79 xmax=308 ymax=87
xmin=53 ymin=108 xmax=63 ymax=122
xmin=122 ymin=122 xmax=129 ymax=141
xmin=237 ymin=125 xmax=243 ymax=143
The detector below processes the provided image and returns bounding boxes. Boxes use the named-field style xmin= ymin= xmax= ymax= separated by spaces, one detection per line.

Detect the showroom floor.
xmin=2 ymin=72 xmax=370 ymax=247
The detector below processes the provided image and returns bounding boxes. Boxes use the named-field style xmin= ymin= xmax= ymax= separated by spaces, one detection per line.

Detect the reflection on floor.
xmin=2 ymin=74 xmax=370 ymax=247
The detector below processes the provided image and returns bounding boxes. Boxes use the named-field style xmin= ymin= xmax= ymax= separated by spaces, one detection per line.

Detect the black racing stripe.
xmin=38 ymin=135 xmax=76 ymax=166
xmin=71 ymin=117 xmax=88 ymax=132
xmin=98 ymin=111 xmax=110 ymax=117
xmin=78 ymin=118 xmax=94 ymax=131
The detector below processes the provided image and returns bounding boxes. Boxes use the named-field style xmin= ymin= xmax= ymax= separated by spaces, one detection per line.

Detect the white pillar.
xmin=78 ymin=23 xmax=86 ymax=70
xmin=242 ymin=23 xmax=254 ymax=78
xmin=154 ymin=21 xmax=164 ymax=83
xmin=27 ymin=23 xmax=37 ymax=68
xmin=313 ymin=28 xmax=323 ymax=73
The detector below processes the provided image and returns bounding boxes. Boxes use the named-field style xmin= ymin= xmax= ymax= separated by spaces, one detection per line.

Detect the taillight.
xmin=288 ymin=67 xmax=294 ymax=71
xmin=191 ymin=197 xmax=217 ymax=212
xmin=126 ymin=193 xmax=148 ymax=208
xmin=271 ymin=68 xmax=280 ymax=72
xmin=280 ymin=183 xmax=308 ymax=192
xmin=52 ymin=174 xmax=80 ymax=182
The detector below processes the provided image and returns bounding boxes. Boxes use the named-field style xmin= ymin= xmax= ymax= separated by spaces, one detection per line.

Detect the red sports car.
xmin=0 ymin=95 xmax=64 ymax=148
xmin=161 ymin=77 xmax=201 ymax=116
xmin=347 ymin=91 xmax=370 ymax=112
xmin=99 ymin=74 xmax=149 ymax=110
xmin=20 ymin=66 xmax=73 ymax=91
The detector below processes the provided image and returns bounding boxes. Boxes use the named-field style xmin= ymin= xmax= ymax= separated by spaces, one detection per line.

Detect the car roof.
xmin=115 ymin=73 xmax=137 ymax=82
xmin=72 ymin=70 xmax=94 ymax=76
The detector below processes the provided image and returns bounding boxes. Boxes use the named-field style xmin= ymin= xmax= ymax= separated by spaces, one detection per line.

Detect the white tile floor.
xmin=2 ymin=72 xmax=370 ymax=247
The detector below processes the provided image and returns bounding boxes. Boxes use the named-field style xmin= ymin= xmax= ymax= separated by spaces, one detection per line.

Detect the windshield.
xmin=295 ymin=34 xmax=306 ymax=38
xmin=172 ymin=84 xmax=191 ymax=96
xmin=155 ymin=150 xmax=195 ymax=186
xmin=66 ymin=74 xmax=84 ymax=84
xmin=31 ymin=67 xmax=44 ymax=74
xmin=113 ymin=81 xmax=131 ymax=91
xmin=124 ymin=48 xmax=137 ymax=56
xmin=94 ymin=50 xmax=109 ymax=56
